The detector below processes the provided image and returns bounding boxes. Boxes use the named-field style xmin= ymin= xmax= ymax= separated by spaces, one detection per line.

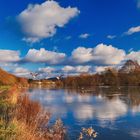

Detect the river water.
xmin=28 ymin=87 xmax=140 ymax=140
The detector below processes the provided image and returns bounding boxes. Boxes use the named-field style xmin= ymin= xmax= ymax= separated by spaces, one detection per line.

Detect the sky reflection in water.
xmin=28 ymin=87 xmax=140 ymax=140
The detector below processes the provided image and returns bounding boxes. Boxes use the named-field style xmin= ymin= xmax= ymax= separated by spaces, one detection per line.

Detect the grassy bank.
xmin=0 ymin=86 xmax=11 ymax=91
xmin=0 ymin=86 xmax=65 ymax=140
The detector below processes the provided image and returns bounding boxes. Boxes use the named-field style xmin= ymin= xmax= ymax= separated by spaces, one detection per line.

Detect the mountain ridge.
xmin=119 ymin=60 xmax=140 ymax=73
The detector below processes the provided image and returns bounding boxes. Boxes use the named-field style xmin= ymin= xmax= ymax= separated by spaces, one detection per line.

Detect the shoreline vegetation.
xmin=0 ymin=59 xmax=140 ymax=89
xmin=0 ymin=86 xmax=66 ymax=140
xmin=29 ymin=60 xmax=140 ymax=89
xmin=61 ymin=71 xmax=140 ymax=88
xmin=29 ymin=67 xmax=140 ymax=89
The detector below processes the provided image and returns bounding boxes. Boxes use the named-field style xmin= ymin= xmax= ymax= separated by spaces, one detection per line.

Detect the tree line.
xmin=61 ymin=68 xmax=140 ymax=88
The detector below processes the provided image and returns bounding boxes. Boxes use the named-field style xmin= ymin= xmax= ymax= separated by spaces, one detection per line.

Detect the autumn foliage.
xmin=62 ymin=68 xmax=140 ymax=88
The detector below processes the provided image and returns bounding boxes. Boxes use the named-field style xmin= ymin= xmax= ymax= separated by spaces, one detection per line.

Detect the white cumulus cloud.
xmin=38 ymin=67 xmax=55 ymax=73
xmin=17 ymin=0 xmax=80 ymax=43
xmin=107 ymin=35 xmax=116 ymax=39
xmin=79 ymin=33 xmax=90 ymax=39
xmin=13 ymin=67 xmax=30 ymax=77
xmin=95 ymin=66 xmax=109 ymax=73
xmin=25 ymin=48 xmax=66 ymax=64
xmin=125 ymin=26 xmax=140 ymax=35
xmin=72 ymin=44 xmax=126 ymax=65
xmin=62 ymin=65 xmax=75 ymax=73
xmin=126 ymin=51 xmax=140 ymax=64
xmin=0 ymin=50 xmax=20 ymax=63
xmin=72 ymin=47 xmax=93 ymax=63
xmin=62 ymin=65 xmax=92 ymax=74
xmin=92 ymin=44 xmax=125 ymax=65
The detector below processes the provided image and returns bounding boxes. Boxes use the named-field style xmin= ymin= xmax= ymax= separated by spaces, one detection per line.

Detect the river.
xmin=27 ymin=87 xmax=140 ymax=140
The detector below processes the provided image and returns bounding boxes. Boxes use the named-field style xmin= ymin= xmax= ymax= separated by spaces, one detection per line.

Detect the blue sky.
xmin=0 ymin=0 xmax=140 ymax=78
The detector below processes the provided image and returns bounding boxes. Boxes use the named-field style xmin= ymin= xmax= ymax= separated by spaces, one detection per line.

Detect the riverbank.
xmin=0 ymin=86 xmax=66 ymax=140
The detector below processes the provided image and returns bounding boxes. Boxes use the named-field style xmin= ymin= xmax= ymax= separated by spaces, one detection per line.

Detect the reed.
xmin=0 ymin=88 xmax=65 ymax=140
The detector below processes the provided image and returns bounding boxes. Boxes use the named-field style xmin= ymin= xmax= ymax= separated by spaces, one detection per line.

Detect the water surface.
xmin=28 ymin=87 xmax=140 ymax=140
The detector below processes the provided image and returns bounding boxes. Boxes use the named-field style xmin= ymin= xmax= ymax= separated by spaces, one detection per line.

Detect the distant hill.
xmin=0 ymin=68 xmax=28 ymax=86
xmin=119 ymin=60 xmax=140 ymax=73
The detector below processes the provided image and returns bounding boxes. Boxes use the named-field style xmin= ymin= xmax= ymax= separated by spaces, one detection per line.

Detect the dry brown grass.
xmin=0 ymin=89 xmax=66 ymax=140
xmin=0 ymin=68 xmax=28 ymax=87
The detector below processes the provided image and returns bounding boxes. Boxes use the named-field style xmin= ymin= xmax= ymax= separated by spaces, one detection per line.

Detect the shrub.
xmin=0 ymin=91 xmax=66 ymax=140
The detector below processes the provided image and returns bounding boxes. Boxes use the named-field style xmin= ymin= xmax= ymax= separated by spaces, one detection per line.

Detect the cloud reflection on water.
xmin=74 ymin=97 xmax=127 ymax=121
xmin=28 ymin=87 xmax=140 ymax=140
xmin=28 ymin=88 xmax=132 ymax=122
